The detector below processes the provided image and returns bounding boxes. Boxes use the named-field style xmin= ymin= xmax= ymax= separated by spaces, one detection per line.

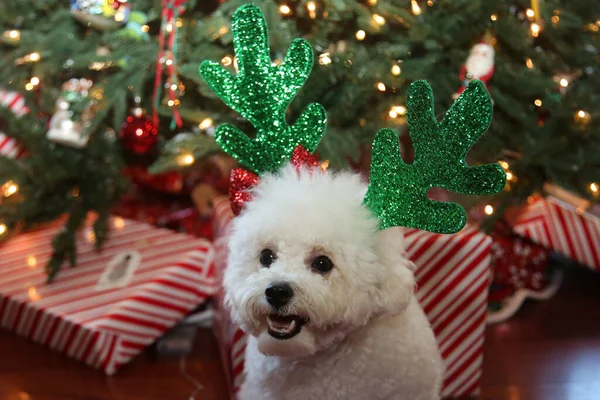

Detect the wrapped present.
xmin=211 ymin=196 xmax=492 ymax=398
xmin=0 ymin=89 xmax=29 ymax=158
xmin=486 ymin=222 xmax=561 ymax=324
xmin=512 ymin=194 xmax=600 ymax=272
xmin=113 ymin=185 xmax=215 ymax=240
xmin=0 ymin=216 xmax=216 ymax=375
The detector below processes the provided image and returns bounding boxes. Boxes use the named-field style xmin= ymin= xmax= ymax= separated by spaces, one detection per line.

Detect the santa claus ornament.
xmin=455 ymin=41 xmax=495 ymax=98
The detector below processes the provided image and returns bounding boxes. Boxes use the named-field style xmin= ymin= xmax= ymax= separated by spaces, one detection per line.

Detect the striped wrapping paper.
xmin=513 ymin=196 xmax=600 ymax=272
xmin=0 ymin=89 xmax=28 ymax=158
xmin=211 ymin=196 xmax=491 ymax=398
xmin=0 ymin=216 xmax=216 ymax=375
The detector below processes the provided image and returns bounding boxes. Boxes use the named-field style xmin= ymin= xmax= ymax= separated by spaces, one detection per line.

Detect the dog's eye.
xmin=260 ymin=249 xmax=277 ymax=267
xmin=311 ymin=255 xmax=334 ymax=273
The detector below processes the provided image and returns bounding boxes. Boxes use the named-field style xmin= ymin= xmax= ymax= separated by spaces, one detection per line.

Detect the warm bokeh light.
xmin=319 ymin=53 xmax=332 ymax=65
xmin=179 ymin=154 xmax=195 ymax=166
xmin=484 ymin=205 xmax=494 ymax=215
xmin=393 ymin=105 xmax=406 ymax=115
xmin=526 ymin=8 xmax=535 ymax=19
xmin=526 ymin=58 xmax=534 ymax=69
xmin=355 ymin=30 xmax=366 ymax=41
xmin=221 ymin=55 xmax=233 ymax=66
xmin=28 ymin=286 xmax=40 ymax=301
xmin=4 ymin=182 xmax=18 ymax=197
xmin=199 ymin=118 xmax=213 ymax=130
xmin=372 ymin=14 xmax=386 ymax=26
xmin=411 ymin=0 xmax=422 ymax=15
xmin=279 ymin=4 xmax=292 ymax=15
xmin=113 ymin=217 xmax=125 ymax=230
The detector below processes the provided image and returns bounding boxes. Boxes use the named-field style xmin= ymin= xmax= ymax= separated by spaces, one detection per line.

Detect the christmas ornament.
xmin=119 ymin=107 xmax=159 ymax=155
xmin=71 ymin=0 xmax=131 ymax=31
xmin=456 ymin=41 xmax=495 ymax=97
xmin=46 ymin=78 xmax=95 ymax=148
xmin=117 ymin=11 xmax=150 ymax=41
xmin=152 ymin=0 xmax=189 ymax=129
xmin=200 ymin=5 xmax=326 ymax=174
xmin=202 ymin=5 xmax=505 ymax=234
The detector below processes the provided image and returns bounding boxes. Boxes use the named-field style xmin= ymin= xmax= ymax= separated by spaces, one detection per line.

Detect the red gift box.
xmin=486 ymin=225 xmax=559 ymax=324
xmin=211 ymin=197 xmax=492 ymax=398
xmin=0 ymin=216 xmax=217 ymax=375
xmin=0 ymin=89 xmax=29 ymax=158
xmin=512 ymin=195 xmax=600 ymax=272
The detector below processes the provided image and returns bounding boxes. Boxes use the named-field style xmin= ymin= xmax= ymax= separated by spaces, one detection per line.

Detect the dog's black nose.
xmin=265 ymin=282 xmax=293 ymax=308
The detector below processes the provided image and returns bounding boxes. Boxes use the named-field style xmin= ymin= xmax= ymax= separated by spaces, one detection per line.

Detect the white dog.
xmin=224 ymin=164 xmax=443 ymax=400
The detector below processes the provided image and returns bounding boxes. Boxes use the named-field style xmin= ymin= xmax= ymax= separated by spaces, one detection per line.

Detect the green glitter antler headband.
xmin=199 ymin=4 xmax=326 ymax=174
xmin=364 ymin=80 xmax=506 ymax=234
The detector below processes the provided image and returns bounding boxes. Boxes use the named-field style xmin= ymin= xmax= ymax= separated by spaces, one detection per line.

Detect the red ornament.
xmin=119 ymin=110 xmax=159 ymax=155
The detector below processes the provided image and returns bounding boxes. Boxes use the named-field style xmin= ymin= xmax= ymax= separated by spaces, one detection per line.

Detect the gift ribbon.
xmin=152 ymin=0 xmax=187 ymax=129
xmin=229 ymin=146 xmax=323 ymax=215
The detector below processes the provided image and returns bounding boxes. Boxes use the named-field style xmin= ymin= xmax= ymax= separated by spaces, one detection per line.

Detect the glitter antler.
xmin=364 ymin=80 xmax=506 ymax=234
xmin=199 ymin=4 xmax=327 ymax=174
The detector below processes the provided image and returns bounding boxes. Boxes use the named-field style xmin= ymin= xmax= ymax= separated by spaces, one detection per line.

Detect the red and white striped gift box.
xmin=0 ymin=216 xmax=216 ymax=375
xmin=513 ymin=196 xmax=600 ymax=272
xmin=0 ymin=89 xmax=28 ymax=158
xmin=211 ymin=196 xmax=491 ymax=398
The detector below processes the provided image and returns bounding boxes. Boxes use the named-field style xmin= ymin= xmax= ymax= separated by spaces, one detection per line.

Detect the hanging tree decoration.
xmin=47 ymin=78 xmax=97 ymax=148
xmin=152 ymin=0 xmax=188 ymax=130
xmin=120 ymin=96 xmax=159 ymax=155
xmin=70 ymin=0 xmax=131 ymax=31
xmin=454 ymin=33 xmax=495 ymax=98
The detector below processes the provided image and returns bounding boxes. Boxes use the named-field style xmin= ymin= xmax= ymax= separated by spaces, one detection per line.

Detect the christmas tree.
xmin=0 ymin=0 xmax=598 ymax=279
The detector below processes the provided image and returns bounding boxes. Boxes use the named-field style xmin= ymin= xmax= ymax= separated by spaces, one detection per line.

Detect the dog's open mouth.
xmin=267 ymin=314 xmax=307 ymax=340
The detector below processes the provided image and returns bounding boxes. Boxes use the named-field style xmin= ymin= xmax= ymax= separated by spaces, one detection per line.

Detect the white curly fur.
xmin=223 ymin=164 xmax=443 ymax=400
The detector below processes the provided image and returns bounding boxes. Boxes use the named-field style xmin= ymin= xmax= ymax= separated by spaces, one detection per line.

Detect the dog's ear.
xmin=371 ymin=227 xmax=415 ymax=316
xmin=376 ymin=226 xmax=417 ymax=272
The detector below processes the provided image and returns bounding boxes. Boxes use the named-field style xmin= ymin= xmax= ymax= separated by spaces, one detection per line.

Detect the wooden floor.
xmin=1 ymin=265 xmax=599 ymax=400
xmin=480 ymin=265 xmax=600 ymax=400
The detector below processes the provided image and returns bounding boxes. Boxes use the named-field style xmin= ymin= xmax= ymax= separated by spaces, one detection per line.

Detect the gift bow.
xmin=229 ymin=146 xmax=322 ymax=215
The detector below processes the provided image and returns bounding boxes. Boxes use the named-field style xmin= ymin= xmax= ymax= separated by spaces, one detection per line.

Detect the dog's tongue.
xmin=269 ymin=315 xmax=295 ymax=330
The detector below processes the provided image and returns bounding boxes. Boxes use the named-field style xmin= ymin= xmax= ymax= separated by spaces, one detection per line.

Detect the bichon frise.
xmin=223 ymin=164 xmax=443 ymax=400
